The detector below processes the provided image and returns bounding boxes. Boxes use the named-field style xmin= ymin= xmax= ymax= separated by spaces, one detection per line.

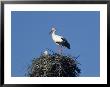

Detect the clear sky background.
xmin=11 ymin=11 xmax=100 ymax=77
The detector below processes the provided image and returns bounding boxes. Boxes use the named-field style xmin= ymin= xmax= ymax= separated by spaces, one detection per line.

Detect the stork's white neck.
xmin=52 ymin=31 xmax=56 ymax=36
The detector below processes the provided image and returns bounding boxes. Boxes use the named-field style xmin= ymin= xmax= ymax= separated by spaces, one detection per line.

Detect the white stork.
xmin=43 ymin=50 xmax=48 ymax=56
xmin=49 ymin=27 xmax=70 ymax=52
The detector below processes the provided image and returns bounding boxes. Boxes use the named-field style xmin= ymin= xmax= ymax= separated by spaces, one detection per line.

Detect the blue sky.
xmin=11 ymin=11 xmax=100 ymax=77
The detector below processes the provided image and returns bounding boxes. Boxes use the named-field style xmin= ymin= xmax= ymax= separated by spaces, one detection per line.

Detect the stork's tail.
xmin=66 ymin=42 xmax=70 ymax=49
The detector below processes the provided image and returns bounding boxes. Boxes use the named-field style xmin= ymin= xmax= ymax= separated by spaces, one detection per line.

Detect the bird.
xmin=49 ymin=26 xmax=70 ymax=52
xmin=43 ymin=50 xmax=48 ymax=56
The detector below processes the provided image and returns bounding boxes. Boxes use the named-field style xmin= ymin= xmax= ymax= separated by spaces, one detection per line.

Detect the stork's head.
xmin=49 ymin=27 xmax=56 ymax=34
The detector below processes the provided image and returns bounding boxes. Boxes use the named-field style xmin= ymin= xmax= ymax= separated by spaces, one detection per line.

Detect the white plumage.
xmin=50 ymin=27 xmax=70 ymax=49
xmin=43 ymin=50 xmax=48 ymax=55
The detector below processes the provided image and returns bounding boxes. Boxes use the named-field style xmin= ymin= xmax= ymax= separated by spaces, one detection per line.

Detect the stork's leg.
xmin=57 ymin=45 xmax=60 ymax=54
xmin=61 ymin=46 xmax=64 ymax=55
xmin=57 ymin=45 xmax=63 ymax=54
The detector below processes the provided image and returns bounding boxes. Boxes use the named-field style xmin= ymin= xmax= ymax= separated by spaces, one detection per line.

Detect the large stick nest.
xmin=26 ymin=51 xmax=81 ymax=77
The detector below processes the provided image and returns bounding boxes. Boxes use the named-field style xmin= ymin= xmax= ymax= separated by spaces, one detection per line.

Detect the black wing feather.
xmin=56 ymin=37 xmax=70 ymax=49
